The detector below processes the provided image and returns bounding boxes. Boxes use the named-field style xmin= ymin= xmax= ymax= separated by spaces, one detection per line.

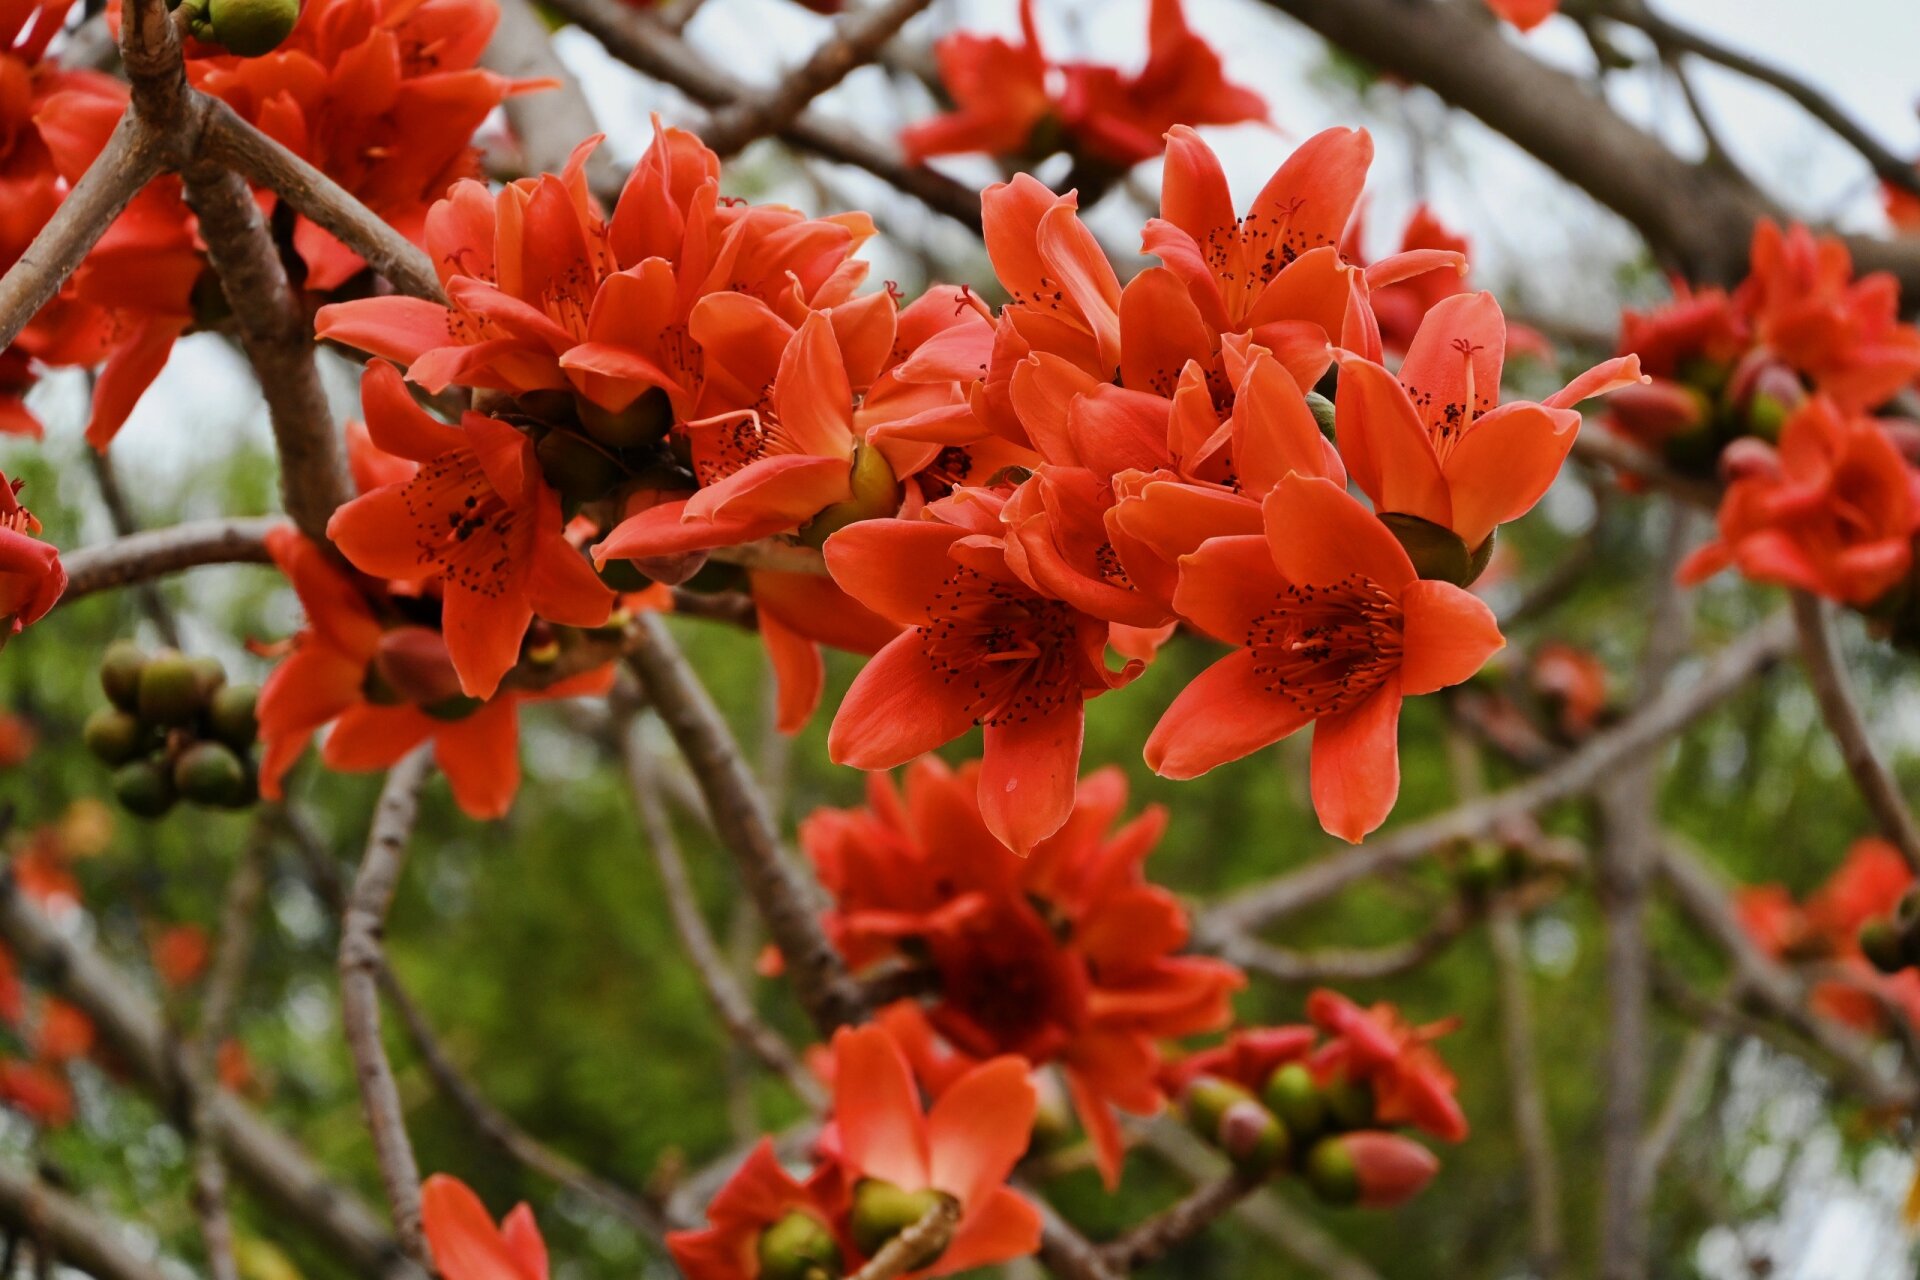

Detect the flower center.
xmin=400 ymin=451 xmax=518 ymax=599
xmin=1246 ymin=574 xmax=1403 ymax=717
xmin=920 ymin=566 xmax=1080 ymax=727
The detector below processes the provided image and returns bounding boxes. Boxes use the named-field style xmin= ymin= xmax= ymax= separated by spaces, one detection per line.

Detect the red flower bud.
xmin=1311 ymin=1132 xmax=1440 ymax=1209
xmin=374 ymin=627 xmax=466 ymax=707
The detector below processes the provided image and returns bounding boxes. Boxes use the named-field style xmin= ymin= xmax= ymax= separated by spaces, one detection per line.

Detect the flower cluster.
xmin=1165 ymin=990 xmax=1465 ymax=1207
xmin=900 ymin=0 xmax=1264 ymax=174
xmin=0 ymin=472 xmax=63 ymax=645
xmin=1737 ymin=837 xmax=1920 ymax=1034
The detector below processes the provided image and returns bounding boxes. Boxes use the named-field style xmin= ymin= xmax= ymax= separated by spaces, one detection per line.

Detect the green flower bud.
xmin=201 ymin=0 xmax=301 ymax=56
xmin=207 ymin=684 xmax=260 ymax=750
xmin=1322 ymin=1074 xmax=1375 ymax=1131
xmin=849 ymin=1180 xmax=949 ymax=1260
xmin=1304 ymin=1136 xmax=1360 ymax=1207
xmin=100 ymin=640 xmax=148 ymax=712
xmin=188 ymin=655 xmax=228 ymax=703
xmin=578 ymin=387 xmax=673 ymax=452
xmin=799 ymin=446 xmax=901 ymax=548
xmin=84 ymin=708 xmax=146 ymax=765
xmin=113 ymin=759 xmax=176 ymax=820
xmin=174 ymin=742 xmax=250 ymax=808
xmin=1218 ymin=1098 xmax=1289 ymax=1178
xmin=756 ymin=1209 xmax=843 ymax=1280
xmin=1860 ymin=918 xmax=1907 ymax=975
xmin=1261 ymin=1062 xmax=1326 ymax=1143
xmin=138 ymin=650 xmax=205 ymax=726
xmin=1304 ymin=391 xmax=1337 ymax=443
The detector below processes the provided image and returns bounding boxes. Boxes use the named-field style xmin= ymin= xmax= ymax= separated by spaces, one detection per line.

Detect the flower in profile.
xmin=187 ymin=0 xmax=541 ymax=291
xmin=256 ymin=526 xmax=614 ymax=819
xmin=900 ymin=0 xmax=1263 ymax=170
xmin=328 ymin=361 xmax=613 ymax=699
xmin=1678 ymin=397 xmax=1920 ymax=608
xmin=824 ymin=490 xmax=1140 ymax=853
xmin=1333 ymin=291 xmax=1644 ymax=567
xmin=1305 ymin=989 xmax=1467 ymax=1143
xmin=421 ymin=1174 xmax=547 ymax=1280
xmin=1145 ymin=475 xmax=1504 ymax=842
xmin=1607 ymin=282 xmax=1750 ymax=454
xmin=0 ymin=473 xmax=64 ymax=643
xmin=802 ymin=760 xmax=1242 ymax=1186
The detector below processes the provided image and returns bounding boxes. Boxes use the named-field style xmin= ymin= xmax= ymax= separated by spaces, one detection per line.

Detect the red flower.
xmin=1305 ymin=989 xmax=1467 ymax=1143
xmin=420 ymin=1174 xmax=547 ymax=1280
xmin=1144 ymin=475 xmax=1504 ymax=842
xmin=1352 ymin=204 xmax=1552 ymax=361
xmin=0 ymin=473 xmax=63 ymax=642
xmin=667 ymin=1140 xmax=850 ymax=1280
xmin=328 ymin=361 xmax=614 ymax=699
xmin=1607 ymin=283 xmax=1749 ymax=450
xmin=802 ymin=759 xmax=1242 ymax=1186
xmin=1484 ymin=0 xmax=1558 ymax=30
xmin=0 ymin=1059 xmax=71 ymax=1127
xmin=187 ymin=0 xmax=540 ymax=291
xmin=256 ymin=526 xmax=614 ymax=819
xmin=1678 ymin=397 xmax=1920 ymax=607
xmin=824 ymin=490 xmax=1140 ymax=853
xmin=900 ymin=0 xmax=1263 ymax=170
xmin=1531 ymin=642 xmax=1609 ymax=738
xmin=1319 ymin=1131 xmax=1442 ymax=1208
xmin=1334 ymin=291 xmax=1644 ymax=554
xmin=152 ymin=924 xmax=213 ymax=989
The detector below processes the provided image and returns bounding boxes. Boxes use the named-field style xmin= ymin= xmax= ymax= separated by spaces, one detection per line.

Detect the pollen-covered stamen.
xmin=689 ymin=387 xmax=812 ymax=488
xmin=920 ymin=566 xmax=1080 ymax=727
xmin=398 ymin=451 xmax=519 ymax=600
xmin=1199 ymin=197 xmax=1330 ymax=318
xmin=914 ymin=446 xmax=977 ymax=500
xmin=1403 ymin=338 xmax=1493 ymax=463
xmin=1246 ymin=574 xmax=1404 ymax=716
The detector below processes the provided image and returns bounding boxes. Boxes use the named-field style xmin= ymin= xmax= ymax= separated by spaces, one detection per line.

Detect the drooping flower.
xmin=802 ymin=759 xmax=1242 ymax=1186
xmin=1144 ymin=474 xmax=1504 ymax=842
xmin=327 ymin=361 xmax=613 ymax=700
xmin=0 ymin=473 xmax=63 ymax=642
xmin=186 ymin=0 xmax=541 ymax=291
xmin=420 ymin=1174 xmax=548 ymax=1280
xmin=900 ymin=0 xmax=1264 ymax=171
xmin=1677 ymin=397 xmax=1920 ymax=608
xmin=1333 ymin=291 xmax=1644 ymax=563
xmin=824 ymin=490 xmax=1140 ymax=853
xmin=256 ymin=526 xmax=614 ymax=819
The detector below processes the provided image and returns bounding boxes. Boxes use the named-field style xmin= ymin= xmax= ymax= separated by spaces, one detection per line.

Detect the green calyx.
xmin=756 ymin=1210 xmax=844 ymax=1280
xmin=1304 ymin=1137 xmax=1360 ymax=1206
xmin=191 ymin=0 xmax=301 ymax=56
xmin=1261 ymin=1062 xmax=1326 ymax=1142
xmin=849 ymin=1179 xmax=950 ymax=1260
xmin=1377 ymin=512 xmax=1495 ymax=588
xmin=799 ymin=446 xmax=901 ymax=548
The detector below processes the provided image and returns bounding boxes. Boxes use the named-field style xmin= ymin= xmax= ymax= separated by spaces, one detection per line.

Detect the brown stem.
xmin=86 ymin=446 xmax=182 ymax=647
xmin=700 ymin=0 xmax=936 ymax=158
xmin=58 ymin=518 xmax=279 ymax=604
xmin=1098 ymin=1173 xmax=1258 ymax=1271
xmin=0 ymin=1162 xmax=180 ymax=1280
xmin=1207 ymin=900 xmax=1473 ymax=984
xmin=848 ymin=1197 xmax=961 ymax=1280
xmin=1789 ymin=590 xmax=1920 ymax=872
xmin=1636 ymin=1027 xmax=1720 ymax=1195
xmin=338 ymin=749 xmax=436 ymax=1269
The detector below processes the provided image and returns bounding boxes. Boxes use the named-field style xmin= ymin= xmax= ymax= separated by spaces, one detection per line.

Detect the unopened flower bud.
xmin=138 ymin=650 xmax=204 ymax=726
xmin=1322 ymin=1073 xmax=1376 ymax=1132
xmin=1218 ymin=1098 xmax=1289 ymax=1178
xmin=1304 ymin=391 xmax=1337 ymax=443
xmin=1307 ymin=1133 xmax=1440 ymax=1208
xmin=195 ymin=0 xmax=301 ymax=56
xmin=1716 ymin=436 xmax=1782 ymax=485
xmin=99 ymin=640 xmax=147 ymax=711
xmin=535 ymin=429 xmax=624 ymax=503
xmin=174 ymin=742 xmax=251 ymax=809
xmin=83 ymin=708 xmax=146 ymax=766
xmin=374 ymin=627 xmax=465 ymax=707
xmin=1261 ymin=1062 xmax=1326 ymax=1143
xmin=207 ymin=684 xmax=260 ymax=750
xmin=850 ymin=1180 xmax=951 ymax=1260
xmin=1182 ymin=1076 xmax=1256 ymax=1144
xmin=757 ymin=1209 xmax=843 ymax=1280
xmin=113 ymin=759 xmax=176 ymax=820
xmin=1607 ymin=380 xmax=1711 ymax=444
xmin=578 ymin=387 xmax=674 ymax=452
xmin=1859 ymin=918 xmax=1907 ymax=975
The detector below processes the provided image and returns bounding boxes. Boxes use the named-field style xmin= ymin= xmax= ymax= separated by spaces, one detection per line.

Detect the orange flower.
xmin=1678 ymin=397 xmax=1920 ymax=607
xmin=152 ymin=924 xmax=213 ymax=989
xmin=899 ymin=0 xmax=1263 ymax=170
xmin=187 ymin=0 xmax=540 ymax=291
xmin=420 ymin=1174 xmax=547 ymax=1280
xmin=328 ymin=361 xmax=613 ymax=699
xmin=0 ymin=473 xmax=63 ymax=642
xmin=1738 ymin=220 xmax=1920 ymax=413
xmin=1305 ymin=989 xmax=1467 ymax=1143
xmin=1530 ymin=642 xmax=1610 ymax=738
xmin=0 ymin=1058 xmax=71 ymax=1127
xmin=667 ymin=1140 xmax=851 ymax=1280
xmin=1352 ymin=204 xmax=1552 ymax=361
xmin=802 ymin=760 xmax=1242 ymax=1187
xmin=824 ymin=491 xmax=1140 ymax=854
xmin=1144 ymin=475 xmax=1504 ymax=842
xmin=1607 ymin=282 xmax=1749 ymax=450
xmin=316 ymin=123 xmax=873 ymax=422
xmin=1484 ymin=0 xmax=1558 ymax=29
xmin=257 ymin=526 xmax=614 ymax=819
xmin=1334 ymin=292 xmax=1643 ymax=556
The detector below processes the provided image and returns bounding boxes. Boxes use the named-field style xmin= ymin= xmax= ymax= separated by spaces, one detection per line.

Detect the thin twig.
xmin=58 ymin=518 xmax=279 ymax=605
xmin=1201 ymin=611 xmax=1795 ymax=935
xmin=183 ymin=163 xmax=353 ymax=545
xmin=1789 ymin=590 xmax=1920 ymax=872
xmin=701 ymin=0 xmax=936 ymax=158
xmin=848 ymin=1197 xmax=961 ymax=1280
xmin=1098 ymin=1173 xmax=1259 ymax=1271
xmin=1207 ymin=900 xmax=1474 ymax=984
xmin=619 ymin=716 xmax=825 ymax=1108
xmin=338 ymin=748 xmax=436 ymax=1268
xmin=86 ymin=447 xmax=182 ymax=647
xmin=1637 ymin=1027 xmax=1721 ymax=1194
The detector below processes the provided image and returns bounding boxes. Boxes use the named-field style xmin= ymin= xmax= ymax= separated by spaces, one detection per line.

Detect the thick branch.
xmin=700 ymin=0 xmax=935 ymax=158
xmin=338 ymin=749 xmax=435 ymax=1269
xmin=1202 ymin=611 xmax=1794 ymax=934
xmin=59 ymin=518 xmax=279 ymax=604
xmin=182 ymin=164 xmax=352 ymax=545
xmin=1789 ymin=591 xmax=1920 ymax=872
xmin=0 ymin=1161 xmax=179 ymax=1280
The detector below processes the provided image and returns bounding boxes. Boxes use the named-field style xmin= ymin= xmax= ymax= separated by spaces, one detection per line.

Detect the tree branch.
xmin=0 ymin=1161 xmax=179 ymax=1280
xmin=1098 ymin=1173 xmax=1259 ymax=1271
xmin=338 ymin=749 xmax=436 ymax=1269
xmin=58 ymin=517 xmax=279 ymax=604
xmin=848 ymin=1196 xmax=960 ymax=1280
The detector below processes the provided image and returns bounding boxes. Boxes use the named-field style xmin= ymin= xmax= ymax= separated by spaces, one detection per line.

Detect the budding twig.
xmin=338 ymin=748 xmax=436 ymax=1269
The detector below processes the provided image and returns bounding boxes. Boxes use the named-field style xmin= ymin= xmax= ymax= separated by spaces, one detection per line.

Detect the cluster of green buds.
xmin=1183 ymin=1063 xmax=1382 ymax=1205
xmin=84 ymin=642 xmax=260 ymax=820
xmin=751 ymin=1180 xmax=955 ymax=1280
xmin=174 ymin=0 xmax=302 ymax=56
xmin=1859 ymin=887 xmax=1920 ymax=976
